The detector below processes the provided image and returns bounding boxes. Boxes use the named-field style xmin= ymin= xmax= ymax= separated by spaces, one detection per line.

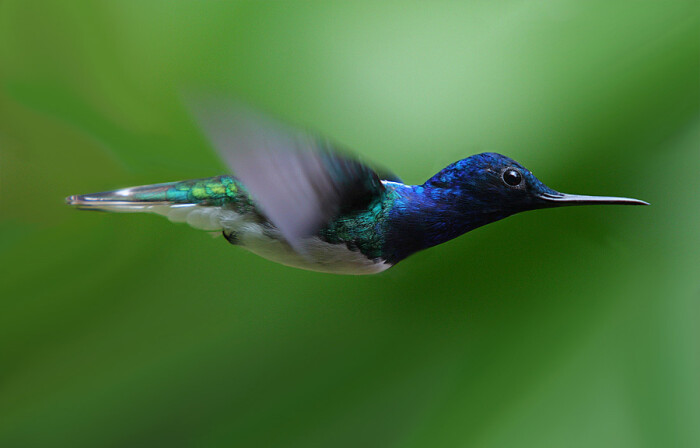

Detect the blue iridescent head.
xmin=425 ymin=152 xmax=648 ymax=213
xmin=383 ymin=152 xmax=647 ymax=263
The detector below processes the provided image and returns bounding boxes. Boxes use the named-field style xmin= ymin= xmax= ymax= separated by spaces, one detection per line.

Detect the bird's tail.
xmin=66 ymin=182 xmax=178 ymax=212
xmin=66 ymin=176 xmax=248 ymax=231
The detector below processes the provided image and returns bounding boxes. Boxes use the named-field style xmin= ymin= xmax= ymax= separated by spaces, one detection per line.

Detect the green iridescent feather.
xmin=318 ymin=185 xmax=401 ymax=259
xmin=156 ymin=175 xmax=398 ymax=259
xmin=130 ymin=175 xmax=257 ymax=212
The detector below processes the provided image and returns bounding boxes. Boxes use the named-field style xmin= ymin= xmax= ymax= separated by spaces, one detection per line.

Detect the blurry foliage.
xmin=0 ymin=1 xmax=698 ymax=447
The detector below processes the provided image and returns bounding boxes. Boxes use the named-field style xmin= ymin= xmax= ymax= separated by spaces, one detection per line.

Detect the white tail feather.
xmin=66 ymin=196 xmax=238 ymax=232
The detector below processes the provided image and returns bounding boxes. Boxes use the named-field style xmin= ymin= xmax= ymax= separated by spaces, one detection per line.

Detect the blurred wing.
xmin=186 ymin=94 xmax=393 ymax=249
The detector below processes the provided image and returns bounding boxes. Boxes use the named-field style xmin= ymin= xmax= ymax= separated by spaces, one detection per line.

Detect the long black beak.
xmin=539 ymin=192 xmax=649 ymax=206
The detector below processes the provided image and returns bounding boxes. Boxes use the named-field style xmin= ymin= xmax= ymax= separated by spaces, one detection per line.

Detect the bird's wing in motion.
xmin=186 ymin=93 xmax=400 ymax=249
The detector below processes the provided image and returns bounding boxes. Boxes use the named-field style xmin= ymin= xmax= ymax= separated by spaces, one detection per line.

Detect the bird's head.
xmin=424 ymin=152 xmax=648 ymax=214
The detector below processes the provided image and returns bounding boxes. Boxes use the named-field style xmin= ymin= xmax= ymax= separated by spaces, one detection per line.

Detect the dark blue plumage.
xmin=384 ymin=153 xmax=542 ymax=262
xmin=381 ymin=153 xmax=641 ymax=263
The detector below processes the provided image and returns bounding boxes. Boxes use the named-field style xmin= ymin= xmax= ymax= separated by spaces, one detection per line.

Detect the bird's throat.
xmin=383 ymin=186 xmax=515 ymax=263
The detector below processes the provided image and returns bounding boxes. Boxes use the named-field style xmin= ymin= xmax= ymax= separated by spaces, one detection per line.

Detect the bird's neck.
xmin=383 ymin=184 xmax=515 ymax=263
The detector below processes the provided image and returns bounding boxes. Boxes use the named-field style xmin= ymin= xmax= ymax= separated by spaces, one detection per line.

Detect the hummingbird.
xmin=66 ymin=98 xmax=648 ymax=275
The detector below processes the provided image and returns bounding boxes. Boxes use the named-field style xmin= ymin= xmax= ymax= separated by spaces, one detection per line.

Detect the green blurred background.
xmin=1 ymin=1 xmax=699 ymax=447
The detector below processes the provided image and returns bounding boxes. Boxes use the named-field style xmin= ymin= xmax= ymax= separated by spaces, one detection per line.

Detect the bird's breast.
xmin=237 ymin=225 xmax=391 ymax=274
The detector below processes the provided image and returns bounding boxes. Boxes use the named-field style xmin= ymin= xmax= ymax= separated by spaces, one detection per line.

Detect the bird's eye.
xmin=502 ymin=169 xmax=522 ymax=186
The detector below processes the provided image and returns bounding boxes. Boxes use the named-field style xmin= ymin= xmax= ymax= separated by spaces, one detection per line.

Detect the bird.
xmin=66 ymin=98 xmax=648 ymax=275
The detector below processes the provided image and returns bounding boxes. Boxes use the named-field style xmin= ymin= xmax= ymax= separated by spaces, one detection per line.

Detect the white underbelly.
xmin=240 ymin=232 xmax=391 ymax=275
xmin=147 ymin=203 xmax=389 ymax=274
